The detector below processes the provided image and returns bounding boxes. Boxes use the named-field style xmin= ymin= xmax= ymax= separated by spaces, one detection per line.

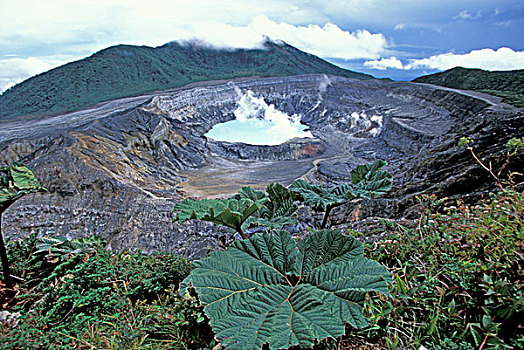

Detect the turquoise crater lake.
xmin=205 ymin=90 xmax=313 ymax=145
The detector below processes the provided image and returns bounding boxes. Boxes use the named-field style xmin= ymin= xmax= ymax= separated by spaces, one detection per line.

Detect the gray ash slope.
xmin=0 ymin=74 xmax=522 ymax=258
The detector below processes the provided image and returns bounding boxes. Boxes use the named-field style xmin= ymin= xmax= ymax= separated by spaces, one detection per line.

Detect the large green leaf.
xmin=350 ymin=160 xmax=392 ymax=198
xmin=290 ymin=179 xmax=346 ymax=212
xmin=234 ymin=186 xmax=266 ymax=202
xmin=291 ymin=160 xmax=392 ymax=212
xmin=173 ymin=197 xmax=267 ymax=233
xmin=261 ymin=183 xmax=299 ymax=220
xmin=181 ymin=230 xmax=390 ymax=350
xmin=230 ymin=184 xmax=299 ymax=231
xmin=243 ymin=183 xmax=299 ymax=230
xmin=0 ymin=163 xmax=46 ymax=213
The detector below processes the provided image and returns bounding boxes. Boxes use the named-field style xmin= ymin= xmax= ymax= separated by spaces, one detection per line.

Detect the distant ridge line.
xmin=0 ymin=40 xmax=377 ymax=120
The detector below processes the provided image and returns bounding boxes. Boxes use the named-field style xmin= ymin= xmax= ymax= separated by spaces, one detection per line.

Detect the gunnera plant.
xmin=173 ymin=160 xmax=393 ymax=349
xmin=181 ymin=229 xmax=391 ymax=350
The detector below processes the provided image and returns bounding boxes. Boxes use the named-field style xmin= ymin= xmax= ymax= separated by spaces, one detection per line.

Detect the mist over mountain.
xmin=413 ymin=67 xmax=524 ymax=107
xmin=0 ymin=40 xmax=376 ymax=120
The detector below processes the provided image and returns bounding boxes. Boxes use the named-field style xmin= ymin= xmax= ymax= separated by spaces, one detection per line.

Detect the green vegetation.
xmin=2 ymin=147 xmax=522 ymax=349
xmin=234 ymin=183 xmax=300 ymax=231
xmin=174 ymin=196 xmax=268 ymax=239
xmin=459 ymin=136 xmax=524 ymax=190
xmin=359 ymin=190 xmax=523 ymax=349
xmin=290 ymin=160 xmax=392 ymax=228
xmin=1 ymin=234 xmax=212 ymax=349
xmin=175 ymin=182 xmax=302 ymax=239
xmin=2 ymin=189 xmax=522 ymax=349
xmin=174 ymin=183 xmax=301 ymax=239
xmin=174 ymin=160 xmax=393 ymax=349
xmin=0 ymin=163 xmax=46 ymax=289
xmin=175 ymin=160 xmax=392 ymax=235
xmin=0 ymin=40 xmax=376 ymax=120
xmin=181 ymin=229 xmax=390 ymax=350
xmin=413 ymin=67 xmax=524 ymax=107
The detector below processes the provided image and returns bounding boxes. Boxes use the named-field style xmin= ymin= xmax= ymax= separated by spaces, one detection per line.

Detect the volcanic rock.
xmin=0 ymin=74 xmax=522 ymax=257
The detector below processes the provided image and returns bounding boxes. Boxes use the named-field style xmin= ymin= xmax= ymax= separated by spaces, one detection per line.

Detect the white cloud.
xmin=0 ymin=1 xmax=391 ymax=56
xmin=454 ymin=10 xmax=482 ymax=20
xmin=391 ymin=22 xmax=443 ymax=33
xmin=394 ymin=23 xmax=406 ymax=30
xmin=364 ymin=57 xmax=404 ymax=70
xmin=495 ymin=20 xmax=513 ymax=27
xmin=0 ymin=55 xmax=77 ymax=93
xmin=456 ymin=10 xmax=472 ymax=19
xmin=135 ymin=16 xmax=388 ymax=60
xmin=407 ymin=47 xmax=524 ymax=71
xmin=0 ymin=57 xmax=53 ymax=92
xmin=249 ymin=16 xmax=387 ymax=59
xmin=364 ymin=47 xmax=524 ymax=71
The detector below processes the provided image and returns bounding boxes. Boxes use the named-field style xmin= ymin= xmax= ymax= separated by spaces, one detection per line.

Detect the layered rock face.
xmin=0 ymin=74 xmax=522 ymax=257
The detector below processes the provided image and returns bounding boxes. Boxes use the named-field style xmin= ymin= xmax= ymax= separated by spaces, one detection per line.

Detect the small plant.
xmin=290 ymin=160 xmax=392 ymax=228
xmin=458 ymin=136 xmax=523 ymax=190
xmin=34 ymin=235 xmax=103 ymax=263
xmin=0 ymin=163 xmax=46 ymax=289
xmin=174 ymin=161 xmax=392 ymax=234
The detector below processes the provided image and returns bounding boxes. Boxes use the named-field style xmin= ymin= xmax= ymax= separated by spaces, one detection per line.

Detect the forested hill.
xmin=413 ymin=66 xmax=524 ymax=107
xmin=0 ymin=40 xmax=376 ymax=120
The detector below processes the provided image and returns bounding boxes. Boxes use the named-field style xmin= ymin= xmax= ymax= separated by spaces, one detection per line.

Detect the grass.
xmin=356 ymin=190 xmax=523 ymax=350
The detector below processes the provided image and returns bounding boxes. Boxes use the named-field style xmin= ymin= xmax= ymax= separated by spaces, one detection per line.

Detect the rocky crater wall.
xmin=0 ymin=74 xmax=521 ymax=257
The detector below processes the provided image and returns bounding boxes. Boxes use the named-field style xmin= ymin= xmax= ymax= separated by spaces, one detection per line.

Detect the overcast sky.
xmin=1 ymin=0 xmax=523 ymax=92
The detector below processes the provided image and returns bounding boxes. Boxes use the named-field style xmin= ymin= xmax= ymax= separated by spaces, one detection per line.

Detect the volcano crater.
xmin=0 ymin=74 xmax=521 ymax=257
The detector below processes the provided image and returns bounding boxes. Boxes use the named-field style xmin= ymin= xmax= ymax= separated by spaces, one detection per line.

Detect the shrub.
xmin=360 ymin=190 xmax=523 ymax=349
xmin=1 ymin=238 xmax=214 ymax=349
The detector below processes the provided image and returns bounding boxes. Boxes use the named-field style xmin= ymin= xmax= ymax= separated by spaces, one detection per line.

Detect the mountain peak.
xmin=0 ymin=41 xmax=376 ymax=120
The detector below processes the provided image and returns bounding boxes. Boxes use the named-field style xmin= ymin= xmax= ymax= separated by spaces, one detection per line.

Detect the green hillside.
xmin=0 ymin=40 xmax=376 ymax=119
xmin=413 ymin=67 xmax=524 ymax=107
